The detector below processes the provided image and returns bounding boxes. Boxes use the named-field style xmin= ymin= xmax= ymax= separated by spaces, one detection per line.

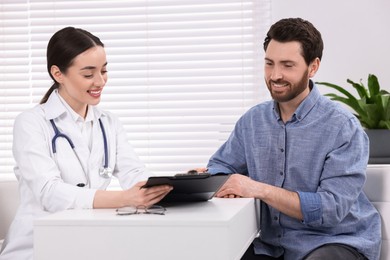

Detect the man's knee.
xmin=303 ymin=243 xmax=367 ymax=260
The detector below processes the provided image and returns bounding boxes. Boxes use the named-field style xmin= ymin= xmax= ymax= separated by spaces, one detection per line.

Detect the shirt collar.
xmin=294 ymin=80 xmax=320 ymax=122
xmin=56 ymin=91 xmax=94 ymax=123
xmin=43 ymin=89 xmax=104 ymax=121
xmin=272 ymin=80 xmax=321 ymax=122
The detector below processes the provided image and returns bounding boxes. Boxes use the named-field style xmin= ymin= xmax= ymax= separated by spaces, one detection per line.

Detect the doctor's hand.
xmin=124 ymin=181 xmax=173 ymax=208
xmin=93 ymin=182 xmax=172 ymax=209
xmin=215 ymin=174 xmax=260 ymax=199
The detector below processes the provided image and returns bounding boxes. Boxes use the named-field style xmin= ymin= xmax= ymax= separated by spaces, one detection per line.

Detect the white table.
xmin=34 ymin=198 xmax=260 ymax=260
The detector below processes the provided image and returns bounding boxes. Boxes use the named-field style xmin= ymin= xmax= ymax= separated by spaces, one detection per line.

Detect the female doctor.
xmin=0 ymin=27 xmax=172 ymax=260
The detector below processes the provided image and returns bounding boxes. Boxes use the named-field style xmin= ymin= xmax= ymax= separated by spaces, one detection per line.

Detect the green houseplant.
xmin=316 ymin=74 xmax=390 ymax=163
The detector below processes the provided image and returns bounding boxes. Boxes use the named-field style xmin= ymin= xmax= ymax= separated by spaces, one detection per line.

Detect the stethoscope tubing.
xmin=49 ymin=118 xmax=111 ymax=186
xmin=98 ymin=118 xmax=109 ymax=169
xmin=50 ymin=119 xmax=75 ymax=153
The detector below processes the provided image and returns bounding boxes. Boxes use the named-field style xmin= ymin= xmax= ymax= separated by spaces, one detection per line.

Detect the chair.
xmin=364 ymin=165 xmax=390 ymax=260
xmin=0 ymin=176 xmax=20 ymax=249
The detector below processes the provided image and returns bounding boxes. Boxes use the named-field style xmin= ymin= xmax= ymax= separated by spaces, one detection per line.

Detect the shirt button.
xmin=280 ymin=148 xmax=284 ymax=153
xmin=279 ymin=171 xmax=283 ymax=176
xmin=274 ymin=216 xmax=278 ymax=221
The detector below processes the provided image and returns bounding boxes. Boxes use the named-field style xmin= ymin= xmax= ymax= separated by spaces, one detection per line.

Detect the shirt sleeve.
xmin=106 ymin=113 xmax=153 ymax=190
xmin=207 ymin=117 xmax=248 ymax=175
xmin=298 ymin=117 xmax=369 ymax=227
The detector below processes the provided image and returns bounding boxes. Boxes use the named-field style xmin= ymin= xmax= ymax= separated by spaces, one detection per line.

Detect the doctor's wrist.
xmin=93 ymin=190 xmax=127 ymax=209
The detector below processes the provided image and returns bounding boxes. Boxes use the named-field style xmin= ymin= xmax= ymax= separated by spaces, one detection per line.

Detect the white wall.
xmin=271 ymin=0 xmax=390 ymax=93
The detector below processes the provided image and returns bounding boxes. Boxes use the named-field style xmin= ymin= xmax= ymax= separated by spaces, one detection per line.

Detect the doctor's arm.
xmin=94 ymin=114 xmax=172 ymax=208
xmin=13 ymin=112 xmax=171 ymax=211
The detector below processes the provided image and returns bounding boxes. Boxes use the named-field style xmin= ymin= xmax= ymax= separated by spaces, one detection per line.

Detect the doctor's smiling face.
xmin=43 ymin=27 xmax=106 ymax=118
xmin=51 ymin=46 xmax=108 ymax=118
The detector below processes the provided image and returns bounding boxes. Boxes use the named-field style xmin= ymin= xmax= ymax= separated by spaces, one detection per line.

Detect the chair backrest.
xmin=364 ymin=165 xmax=390 ymax=260
xmin=0 ymin=176 xmax=20 ymax=245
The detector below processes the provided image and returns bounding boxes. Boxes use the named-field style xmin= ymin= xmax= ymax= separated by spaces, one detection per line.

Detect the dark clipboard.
xmin=142 ymin=173 xmax=230 ymax=203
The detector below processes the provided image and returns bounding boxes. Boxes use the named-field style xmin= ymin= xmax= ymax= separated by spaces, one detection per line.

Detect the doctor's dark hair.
xmin=263 ymin=18 xmax=323 ymax=66
xmin=40 ymin=27 xmax=104 ymax=104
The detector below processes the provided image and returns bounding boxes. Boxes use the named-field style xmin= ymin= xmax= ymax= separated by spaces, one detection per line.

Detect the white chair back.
xmin=0 ymin=176 xmax=20 ymax=248
xmin=364 ymin=165 xmax=390 ymax=260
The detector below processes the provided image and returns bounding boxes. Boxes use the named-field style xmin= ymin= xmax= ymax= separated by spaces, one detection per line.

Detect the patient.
xmin=203 ymin=18 xmax=381 ymax=260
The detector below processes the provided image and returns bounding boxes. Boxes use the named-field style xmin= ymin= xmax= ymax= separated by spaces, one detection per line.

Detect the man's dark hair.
xmin=263 ymin=18 xmax=323 ymax=65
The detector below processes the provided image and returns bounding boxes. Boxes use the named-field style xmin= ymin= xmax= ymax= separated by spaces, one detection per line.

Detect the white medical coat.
xmin=0 ymin=91 xmax=152 ymax=260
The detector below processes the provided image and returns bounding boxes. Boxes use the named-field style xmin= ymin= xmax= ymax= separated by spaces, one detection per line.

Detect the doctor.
xmin=0 ymin=27 xmax=172 ymax=260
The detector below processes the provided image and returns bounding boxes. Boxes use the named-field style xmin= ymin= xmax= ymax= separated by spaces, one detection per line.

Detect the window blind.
xmin=0 ymin=0 xmax=271 ymax=177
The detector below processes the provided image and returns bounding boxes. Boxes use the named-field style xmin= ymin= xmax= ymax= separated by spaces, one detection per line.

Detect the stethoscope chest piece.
xmin=100 ymin=167 xmax=113 ymax=178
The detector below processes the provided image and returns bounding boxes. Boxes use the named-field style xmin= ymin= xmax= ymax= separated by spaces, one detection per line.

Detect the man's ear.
xmin=308 ymin=57 xmax=320 ymax=78
xmin=50 ymin=65 xmax=64 ymax=84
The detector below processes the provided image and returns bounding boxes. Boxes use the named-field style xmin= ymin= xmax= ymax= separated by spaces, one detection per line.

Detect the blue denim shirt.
xmin=207 ymin=82 xmax=381 ymax=260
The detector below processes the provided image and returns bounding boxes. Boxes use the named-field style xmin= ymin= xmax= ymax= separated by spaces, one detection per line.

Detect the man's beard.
xmin=267 ymin=71 xmax=310 ymax=103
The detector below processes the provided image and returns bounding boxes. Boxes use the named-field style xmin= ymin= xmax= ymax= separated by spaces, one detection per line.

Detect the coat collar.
xmin=42 ymin=89 xmax=105 ymax=121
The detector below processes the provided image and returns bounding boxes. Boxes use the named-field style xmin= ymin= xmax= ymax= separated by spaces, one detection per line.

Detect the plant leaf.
xmin=374 ymin=94 xmax=390 ymax=121
xmin=363 ymin=103 xmax=381 ymax=128
xmin=346 ymin=79 xmax=368 ymax=99
xmin=384 ymin=95 xmax=390 ymax=120
xmin=316 ymin=75 xmax=390 ymax=129
xmin=317 ymin=82 xmax=364 ymax=115
xmin=324 ymin=93 xmax=358 ymax=108
xmin=367 ymin=74 xmax=380 ymax=97
xmin=379 ymin=120 xmax=390 ymax=129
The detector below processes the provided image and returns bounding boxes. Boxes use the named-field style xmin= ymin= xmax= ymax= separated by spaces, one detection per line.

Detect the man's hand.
xmin=215 ymin=174 xmax=260 ymax=198
xmin=216 ymin=174 xmax=303 ymax=220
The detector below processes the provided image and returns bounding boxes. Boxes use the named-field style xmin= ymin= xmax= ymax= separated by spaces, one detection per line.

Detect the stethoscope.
xmin=50 ymin=118 xmax=113 ymax=187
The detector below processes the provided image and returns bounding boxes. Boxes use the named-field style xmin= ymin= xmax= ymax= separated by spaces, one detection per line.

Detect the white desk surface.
xmin=34 ymin=197 xmax=260 ymax=260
